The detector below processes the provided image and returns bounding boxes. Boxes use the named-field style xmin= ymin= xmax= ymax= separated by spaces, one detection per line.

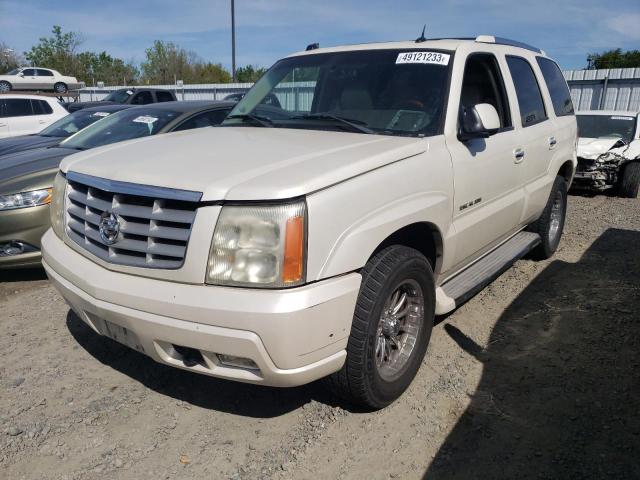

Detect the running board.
xmin=437 ymin=231 xmax=541 ymax=314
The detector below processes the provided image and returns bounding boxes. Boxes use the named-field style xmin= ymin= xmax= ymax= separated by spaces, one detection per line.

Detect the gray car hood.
xmin=0 ymin=135 xmax=62 ymax=157
xmin=0 ymin=147 xmax=75 ymax=194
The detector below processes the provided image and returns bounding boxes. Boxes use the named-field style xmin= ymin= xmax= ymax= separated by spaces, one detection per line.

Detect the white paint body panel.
xmin=0 ymin=94 xmax=68 ymax=138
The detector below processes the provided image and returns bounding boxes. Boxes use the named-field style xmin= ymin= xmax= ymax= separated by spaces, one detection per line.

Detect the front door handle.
xmin=548 ymin=136 xmax=557 ymax=149
xmin=514 ymin=148 xmax=525 ymax=164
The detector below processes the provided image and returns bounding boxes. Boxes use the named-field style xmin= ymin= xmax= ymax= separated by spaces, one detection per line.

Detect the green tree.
xmin=588 ymin=49 xmax=640 ymax=69
xmin=76 ymin=51 xmax=138 ymax=85
xmin=190 ymin=62 xmax=232 ymax=83
xmin=235 ymin=65 xmax=267 ymax=83
xmin=24 ymin=25 xmax=83 ymax=75
xmin=0 ymin=42 xmax=25 ymax=72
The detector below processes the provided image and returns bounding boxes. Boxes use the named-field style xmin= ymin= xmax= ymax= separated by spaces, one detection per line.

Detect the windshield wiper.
xmin=291 ymin=113 xmax=374 ymax=134
xmin=226 ymin=113 xmax=274 ymax=127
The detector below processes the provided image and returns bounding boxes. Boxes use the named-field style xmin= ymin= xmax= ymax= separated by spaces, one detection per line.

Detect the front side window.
xmin=132 ymin=92 xmax=153 ymax=105
xmin=61 ymin=108 xmax=180 ymax=150
xmin=21 ymin=68 xmax=37 ymax=76
xmin=577 ymin=115 xmax=637 ymax=143
xmin=536 ymin=57 xmax=574 ymax=117
xmin=224 ymin=49 xmax=453 ymax=137
xmin=506 ymin=56 xmax=547 ymax=127
xmin=40 ymin=109 xmax=113 ymax=138
xmin=5 ymin=99 xmax=33 ymax=117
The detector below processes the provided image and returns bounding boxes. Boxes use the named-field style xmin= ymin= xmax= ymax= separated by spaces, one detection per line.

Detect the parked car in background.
xmin=0 ymin=104 xmax=132 ymax=157
xmin=0 ymin=94 xmax=68 ymax=138
xmin=65 ymin=88 xmax=177 ymax=113
xmin=0 ymin=68 xmax=82 ymax=94
xmin=574 ymin=110 xmax=640 ymax=197
xmin=0 ymin=100 xmax=234 ymax=269
xmin=42 ymin=37 xmax=576 ymax=409
xmin=224 ymin=91 xmax=282 ymax=108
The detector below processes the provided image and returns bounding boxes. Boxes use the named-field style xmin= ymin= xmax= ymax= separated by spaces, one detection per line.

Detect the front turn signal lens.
xmin=283 ymin=216 xmax=304 ymax=283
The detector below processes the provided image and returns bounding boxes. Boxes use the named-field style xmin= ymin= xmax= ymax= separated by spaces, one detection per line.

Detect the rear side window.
xmin=132 ymin=91 xmax=153 ymax=105
xmin=36 ymin=69 xmax=54 ymax=77
xmin=5 ymin=99 xmax=34 ymax=117
xmin=536 ymin=57 xmax=574 ymax=117
xmin=173 ymin=108 xmax=231 ymax=131
xmin=155 ymin=91 xmax=174 ymax=102
xmin=506 ymin=56 xmax=547 ymax=127
xmin=32 ymin=100 xmax=53 ymax=115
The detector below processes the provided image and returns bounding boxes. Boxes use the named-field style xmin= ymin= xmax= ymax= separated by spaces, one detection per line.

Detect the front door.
xmin=446 ymin=52 xmax=525 ymax=270
xmin=17 ymin=68 xmax=39 ymax=90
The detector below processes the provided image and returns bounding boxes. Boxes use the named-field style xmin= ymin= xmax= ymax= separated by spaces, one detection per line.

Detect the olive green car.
xmin=0 ymin=100 xmax=234 ymax=268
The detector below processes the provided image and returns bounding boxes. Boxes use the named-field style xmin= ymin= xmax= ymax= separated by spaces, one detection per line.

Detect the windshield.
xmin=224 ymin=49 xmax=452 ymax=136
xmin=40 ymin=110 xmax=114 ymax=138
xmin=577 ymin=114 xmax=637 ymax=143
xmin=104 ymin=89 xmax=133 ymax=103
xmin=61 ymin=108 xmax=180 ymax=150
xmin=6 ymin=68 xmax=21 ymax=75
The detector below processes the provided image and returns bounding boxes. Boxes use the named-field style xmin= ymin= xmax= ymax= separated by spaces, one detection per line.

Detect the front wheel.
xmin=0 ymin=81 xmax=11 ymax=93
xmin=619 ymin=162 xmax=640 ymax=198
xmin=528 ymin=175 xmax=567 ymax=259
xmin=54 ymin=82 xmax=68 ymax=93
xmin=324 ymin=246 xmax=435 ymax=409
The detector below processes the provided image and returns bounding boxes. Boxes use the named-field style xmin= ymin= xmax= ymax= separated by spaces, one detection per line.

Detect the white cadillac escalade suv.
xmin=42 ymin=36 xmax=577 ymax=409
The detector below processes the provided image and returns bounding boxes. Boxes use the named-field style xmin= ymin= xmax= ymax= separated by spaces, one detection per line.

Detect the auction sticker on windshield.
xmin=92 ymin=112 xmax=110 ymax=117
xmin=611 ymin=116 xmax=634 ymax=121
xmin=133 ymin=116 xmax=158 ymax=124
xmin=396 ymin=52 xmax=450 ymax=66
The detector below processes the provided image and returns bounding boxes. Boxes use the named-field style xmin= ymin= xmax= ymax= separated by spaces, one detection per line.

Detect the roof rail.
xmin=475 ymin=35 xmax=542 ymax=54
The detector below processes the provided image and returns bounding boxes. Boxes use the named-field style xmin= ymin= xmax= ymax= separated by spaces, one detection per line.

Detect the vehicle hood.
xmin=64 ymin=101 xmax=116 ymax=112
xmin=0 ymin=135 xmax=62 ymax=157
xmin=577 ymin=137 xmax=628 ymax=160
xmin=60 ymin=127 xmax=427 ymax=201
xmin=0 ymin=147 xmax=74 ymax=194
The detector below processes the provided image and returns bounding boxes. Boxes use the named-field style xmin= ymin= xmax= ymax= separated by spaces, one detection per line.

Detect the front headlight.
xmin=0 ymin=188 xmax=52 ymax=211
xmin=50 ymin=173 xmax=67 ymax=239
xmin=207 ymin=201 xmax=306 ymax=288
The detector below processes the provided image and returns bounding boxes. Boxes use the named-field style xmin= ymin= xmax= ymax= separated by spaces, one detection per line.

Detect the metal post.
xmin=599 ymin=75 xmax=609 ymax=110
xmin=231 ymin=0 xmax=236 ymax=82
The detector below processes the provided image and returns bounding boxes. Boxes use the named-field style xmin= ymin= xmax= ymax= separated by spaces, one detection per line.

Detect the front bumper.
xmin=0 ymin=204 xmax=49 ymax=269
xmin=42 ymin=230 xmax=361 ymax=387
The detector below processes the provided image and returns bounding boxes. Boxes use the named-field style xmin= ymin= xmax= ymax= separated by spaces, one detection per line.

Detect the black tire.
xmin=528 ymin=175 xmax=567 ymax=260
xmin=619 ymin=162 xmax=640 ymax=198
xmin=54 ymin=82 xmax=68 ymax=94
xmin=324 ymin=245 xmax=435 ymax=409
xmin=0 ymin=81 xmax=11 ymax=93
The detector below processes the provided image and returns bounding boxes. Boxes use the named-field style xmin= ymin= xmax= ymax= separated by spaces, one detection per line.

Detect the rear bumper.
xmin=42 ymin=230 xmax=361 ymax=387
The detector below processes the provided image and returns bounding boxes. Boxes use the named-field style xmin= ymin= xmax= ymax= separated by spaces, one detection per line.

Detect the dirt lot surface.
xmin=1 ymin=194 xmax=639 ymax=480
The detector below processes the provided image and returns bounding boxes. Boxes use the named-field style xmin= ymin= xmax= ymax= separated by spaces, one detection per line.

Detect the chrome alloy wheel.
xmin=374 ymin=279 xmax=424 ymax=381
xmin=548 ymin=189 xmax=565 ymax=243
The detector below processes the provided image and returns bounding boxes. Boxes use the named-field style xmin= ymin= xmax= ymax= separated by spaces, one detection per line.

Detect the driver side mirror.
xmin=18 ymin=72 xmax=24 ymax=77
xmin=458 ymin=103 xmax=500 ymax=141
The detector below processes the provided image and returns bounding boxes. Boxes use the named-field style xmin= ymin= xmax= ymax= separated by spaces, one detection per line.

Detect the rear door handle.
xmin=514 ymin=148 xmax=525 ymax=164
xmin=38 ymin=120 xmax=46 ymax=124
xmin=548 ymin=136 xmax=557 ymax=149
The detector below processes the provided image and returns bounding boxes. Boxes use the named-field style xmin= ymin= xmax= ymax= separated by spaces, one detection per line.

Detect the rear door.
xmin=36 ymin=68 xmax=55 ymax=90
xmin=31 ymin=99 xmax=57 ymax=129
xmin=447 ymin=52 xmax=525 ymax=267
xmin=504 ymin=55 xmax=558 ymax=223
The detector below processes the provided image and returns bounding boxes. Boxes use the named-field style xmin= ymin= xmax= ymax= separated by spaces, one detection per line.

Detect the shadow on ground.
xmin=0 ymin=267 xmax=47 ymax=283
xmin=66 ymin=312 xmax=347 ymax=419
xmin=424 ymin=228 xmax=640 ymax=479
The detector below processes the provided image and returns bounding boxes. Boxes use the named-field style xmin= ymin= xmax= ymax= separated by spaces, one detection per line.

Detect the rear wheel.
xmin=0 ymin=81 xmax=11 ymax=93
xmin=54 ymin=82 xmax=68 ymax=93
xmin=324 ymin=245 xmax=435 ymax=409
xmin=619 ymin=162 xmax=640 ymax=198
xmin=528 ymin=175 xmax=567 ymax=260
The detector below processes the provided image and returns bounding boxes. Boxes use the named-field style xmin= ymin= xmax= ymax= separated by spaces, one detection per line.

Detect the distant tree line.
xmin=587 ymin=48 xmax=640 ymax=69
xmin=0 ymin=25 xmax=267 ymax=85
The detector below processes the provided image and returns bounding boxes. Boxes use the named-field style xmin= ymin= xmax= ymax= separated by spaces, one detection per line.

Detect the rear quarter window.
xmin=536 ymin=57 xmax=574 ymax=117
xmin=506 ymin=56 xmax=548 ymax=127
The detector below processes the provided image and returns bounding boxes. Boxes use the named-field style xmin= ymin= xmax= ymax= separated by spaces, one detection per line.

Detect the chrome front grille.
xmin=65 ymin=172 xmax=202 ymax=269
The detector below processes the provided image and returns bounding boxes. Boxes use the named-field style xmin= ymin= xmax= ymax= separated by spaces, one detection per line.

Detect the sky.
xmin=1 ymin=0 xmax=639 ymax=71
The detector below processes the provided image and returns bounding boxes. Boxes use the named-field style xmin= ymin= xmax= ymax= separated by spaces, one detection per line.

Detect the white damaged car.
xmin=575 ymin=110 xmax=640 ymax=197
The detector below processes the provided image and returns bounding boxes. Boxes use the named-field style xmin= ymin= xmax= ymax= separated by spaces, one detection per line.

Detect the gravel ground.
xmin=1 ymin=193 xmax=639 ymax=480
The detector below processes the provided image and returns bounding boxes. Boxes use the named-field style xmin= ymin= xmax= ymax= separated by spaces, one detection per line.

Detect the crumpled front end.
xmin=574 ymin=139 xmax=639 ymax=191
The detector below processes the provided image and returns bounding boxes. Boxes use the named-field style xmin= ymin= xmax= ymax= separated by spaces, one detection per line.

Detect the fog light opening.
xmin=217 ymin=354 xmax=259 ymax=370
xmin=0 ymin=241 xmax=37 ymax=257
xmin=171 ymin=344 xmax=205 ymax=368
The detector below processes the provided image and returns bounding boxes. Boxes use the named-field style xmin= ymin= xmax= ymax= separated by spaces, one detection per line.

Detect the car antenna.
xmin=415 ymin=25 xmax=427 ymax=43
xmin=306 ymin=42 xmax=319 ymax=51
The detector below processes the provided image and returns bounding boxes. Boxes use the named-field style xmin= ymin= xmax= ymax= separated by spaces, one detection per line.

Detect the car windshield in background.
xmin=224 ymin=49 xmax=452 ymax=137
xmin=577 ymin=115 xmax=637 ymax=143
xmin=39 ymin=110 xmax=113 ymax=138
xmin=104 ymin=90 xmax=133 ymax=103
xmin=61 ymin=108 xmax=180 ymax=150
xmin=6 ymin=68 xmax=21 ymax=75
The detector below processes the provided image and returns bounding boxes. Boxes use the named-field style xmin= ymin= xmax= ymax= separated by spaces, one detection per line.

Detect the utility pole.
xmin=231 ymin=0 xmax=236 ymax=82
